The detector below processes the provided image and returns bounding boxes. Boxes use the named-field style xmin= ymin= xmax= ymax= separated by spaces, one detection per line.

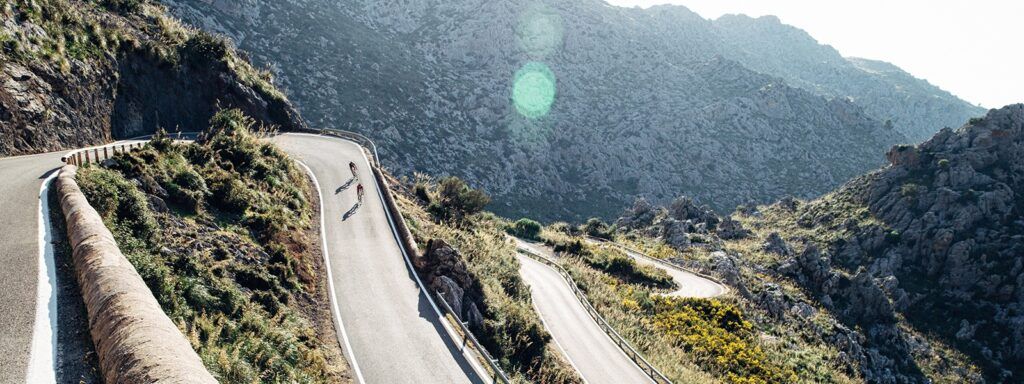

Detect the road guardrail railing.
xmin=60 ymin=142 xmax=145 ymax=166
xmin=516 ymin=246 xmax=673 ymax=384
xmin=436 ymin=291 xmax=512 ymax=384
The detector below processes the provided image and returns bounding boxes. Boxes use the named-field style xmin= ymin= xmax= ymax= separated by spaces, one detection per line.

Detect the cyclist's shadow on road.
xmin=343 ymin=201 xmax=361 ymax=221
xmin=335 ymin=177 xmax=356 ymax=194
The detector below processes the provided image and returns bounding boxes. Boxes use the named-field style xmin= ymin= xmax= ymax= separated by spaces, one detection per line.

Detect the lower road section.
xmin=516 ymin=254 xmax=653 ymax=384
xmin=273 ymin=133 xmax=481 ymax=384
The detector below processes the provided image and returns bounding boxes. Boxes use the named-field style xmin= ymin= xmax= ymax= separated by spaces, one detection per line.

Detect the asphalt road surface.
xmin=273 ymin=133 xmax=482 ymax=384
xmin=516 ymin=253 xmax=653 ymax=384
xmin=0 ymin=150 xmax=63 ymax=382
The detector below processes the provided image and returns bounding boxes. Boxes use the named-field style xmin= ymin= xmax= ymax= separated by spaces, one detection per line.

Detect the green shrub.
xmin=507 ymin=218 xmax=542 ymax=240
xmin=551 ymin=238 xmax=585 ymax=255
xmin=581 ymin=217 xmax=613 ymax=239
xmin=181 ymin=31 xmax=229 ymax=67
xmin=430 ymin=176 xmax=490 ymax=222
xmin=900 ymin=183 xmax=922 ymax=199
xmin=77 ymin=167 xmax=158 ymax=242
xmin=584 ymin=246 xmax=674 ymax=289
xmin=99 ymin=0 xmax=143 ymax=14
xmin=548 ymin=221 xmax=579 ymax=236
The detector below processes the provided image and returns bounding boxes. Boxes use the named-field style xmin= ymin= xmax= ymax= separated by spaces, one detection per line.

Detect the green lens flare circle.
xmin=512 ymin=62 xmax=556 ymax=119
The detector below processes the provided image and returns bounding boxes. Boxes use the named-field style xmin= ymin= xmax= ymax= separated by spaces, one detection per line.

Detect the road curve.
xmin=272 ymin=133 xmax=482 ymax=384
xmin=585 ymin=239 xmax=727 ymax=299
xmin=516 ymin=253 xmax=653 ymax=384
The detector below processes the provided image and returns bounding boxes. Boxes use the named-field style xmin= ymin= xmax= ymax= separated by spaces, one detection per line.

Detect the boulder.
xmin=762 ymin=232 xmax=792 ymax=256
xmin=717 ymin=216 xmax=751 ymax=239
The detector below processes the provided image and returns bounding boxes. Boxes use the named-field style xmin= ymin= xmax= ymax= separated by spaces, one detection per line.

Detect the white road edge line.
xmin=355 ymin=146 xmax=491 ymax=383
xmin=295 ymin=160 xmax=367 ymax=384
xmin=26 ymin=169 xmax=60 ymax=383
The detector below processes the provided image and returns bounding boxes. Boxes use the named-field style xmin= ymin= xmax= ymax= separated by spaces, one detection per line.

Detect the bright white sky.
xmin=604 ymin=0 xmax=1024 ymax=109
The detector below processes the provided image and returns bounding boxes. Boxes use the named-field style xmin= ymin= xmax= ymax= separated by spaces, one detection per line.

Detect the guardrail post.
xmin=93 ymin=148 xmax=99 ymax=163
xmin=103 ymin=146 xmax=109 ymax=160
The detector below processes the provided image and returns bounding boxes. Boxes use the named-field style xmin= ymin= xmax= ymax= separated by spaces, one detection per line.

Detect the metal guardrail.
xmin=294 ymin=127 xmax=380 ymax=167
xmin=585 ymin=236 xmax=730 ymax=294
xmin=58 ymin=132 xmax=197 ymax=166
xmin=516 ymin=247 xmax=673 ymax=384
xmin=60 ymin=142 xmax=146 ymax=166
xmin=435 ymin=291 xmax=512 ymax=384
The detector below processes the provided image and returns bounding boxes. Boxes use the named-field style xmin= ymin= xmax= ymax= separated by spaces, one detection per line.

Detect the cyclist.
xmin=356 ymin=183 xmax=364 ymax=200
xmin=349 ymin=161 xmax=357 ymax=175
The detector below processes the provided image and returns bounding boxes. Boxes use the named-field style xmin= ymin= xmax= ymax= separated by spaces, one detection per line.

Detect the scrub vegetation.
xmin=76 ymin=109 xmax=349 ymax=383
xmin=396 ymin=174 xmax=581 ymax=383
xmin=540 ymin=231 xmax=811 ymax=384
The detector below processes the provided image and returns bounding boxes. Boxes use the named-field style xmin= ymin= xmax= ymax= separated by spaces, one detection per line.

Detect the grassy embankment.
xmin=393 ymin=175 xmax=582 ymax=383
xmin=76 ymin=109 xmax=349 ymax=383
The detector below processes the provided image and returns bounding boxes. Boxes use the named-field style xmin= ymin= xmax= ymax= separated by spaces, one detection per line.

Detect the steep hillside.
xmin=712 ymin=14 xmax=985 ymax=142
xmin=0 ymin=0 xmax=306 ymax=156
xmin=763 ymin=104 xmax=1024 ymax=382
xmin=164 ymin=0 xmax=916 ymax=221
xmin=613 ymin=105 xmax=1022 ymax=383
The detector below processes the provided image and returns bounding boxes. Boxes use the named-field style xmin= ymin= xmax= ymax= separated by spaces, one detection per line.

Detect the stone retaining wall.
xmin=55 ymin=165 xmax=216 ymax=384
xmin=372 ymin=167 xmax=421 ymax=260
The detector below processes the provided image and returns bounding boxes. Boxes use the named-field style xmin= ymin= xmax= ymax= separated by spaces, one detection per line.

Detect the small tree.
xmin=580 ymin=217 xmax=612 ymax=239
xmin=507 ymin=218 xmax=542 ymax=240
xmin=429 ymin=176 xmax=490 ymax=222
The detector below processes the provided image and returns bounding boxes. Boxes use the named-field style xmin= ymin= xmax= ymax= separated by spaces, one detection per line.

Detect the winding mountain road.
xmin=273 ymin=133 xmax=483 ymax=384
xmin=514 ymin=236 xmax=727 ymax=383
xmin=517 ymin=253 xmax=654 ymax=384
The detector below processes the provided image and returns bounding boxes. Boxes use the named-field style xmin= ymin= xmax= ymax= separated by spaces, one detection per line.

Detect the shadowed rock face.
xmin=0 ymin=2 xmax=305 ymax=157
xmin=158 ymin=0 xmax=965 ymax=221
xmin=786 ymin=105 xmax=1024 ymax=382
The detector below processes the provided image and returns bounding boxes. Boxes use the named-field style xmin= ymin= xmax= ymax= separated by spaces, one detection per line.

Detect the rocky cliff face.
xmin=794 ymin=104 xmax=1024 ymax=382
xmin=0 ymin=0 xmax=305 ymax=157
xmin=162 ymin=0 xmax=952 ymax=221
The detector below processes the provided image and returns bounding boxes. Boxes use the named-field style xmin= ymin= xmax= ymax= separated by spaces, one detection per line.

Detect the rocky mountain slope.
xmin=0 ymin=0 xmax=306 ymax=157
xmin=778 ymin=104 xmax=1024 ymax=382
xmin=712 ymin=13 xmax=985 ymax=142
xmin=161 ymin=0 xmax=979 ymax=221
xmin=615 ymin=105 xmax=1023 ymax=383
